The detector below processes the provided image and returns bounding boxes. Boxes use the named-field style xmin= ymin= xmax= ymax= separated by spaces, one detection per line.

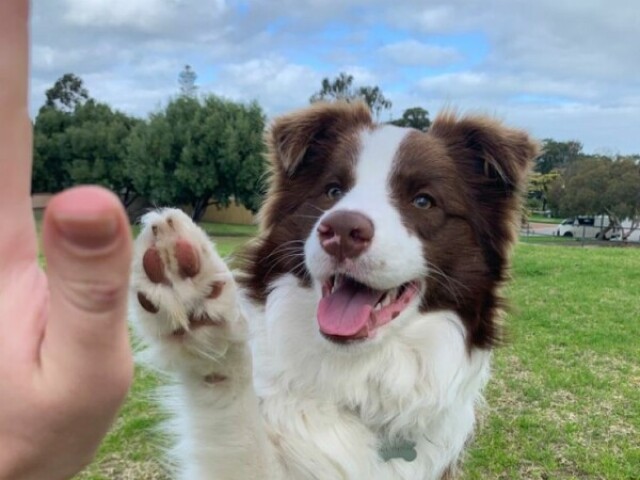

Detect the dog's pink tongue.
xmin=318 ymin=279 xmax=383 ymax=337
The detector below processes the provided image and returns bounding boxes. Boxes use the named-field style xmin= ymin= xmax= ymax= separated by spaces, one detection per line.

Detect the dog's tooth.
xmin=382 ymin=290 xmax=395 ymax=307
xmin=374 ymin=302 xmax=382 ymax=311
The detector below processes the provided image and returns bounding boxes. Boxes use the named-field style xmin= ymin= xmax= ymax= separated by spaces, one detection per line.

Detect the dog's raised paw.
xmin=130 ymin=208 xmax=238 ymax=353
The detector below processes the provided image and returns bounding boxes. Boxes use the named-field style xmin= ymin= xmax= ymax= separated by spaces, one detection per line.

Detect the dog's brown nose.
xmin=317 ymin=211 xmax=374 ymax=259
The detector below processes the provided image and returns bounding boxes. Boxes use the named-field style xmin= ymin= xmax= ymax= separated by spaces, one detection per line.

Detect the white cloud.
xmin=212 ymin=57 xmax=322 ymax=114
xmin=502 ymin=103 xmax=640 ymax=155
xmin=336 ymin=66 xmax=378 ymax=87
xmin=28 ymin=0 xmax=640 ymax=153
xmin=63 ymin=0 xmax=227 ymax=33
xmin=379 ymin=41 xmax=462 ymax=66
xmin=64 ymin=0 xmax=173 ymax=31
xmin=417 ymin=72 xmax=600 ymax=102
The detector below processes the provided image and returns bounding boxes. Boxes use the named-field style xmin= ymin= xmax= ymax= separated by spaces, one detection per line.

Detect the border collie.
xmin=131 ymin=101 xmax=538 ymax=480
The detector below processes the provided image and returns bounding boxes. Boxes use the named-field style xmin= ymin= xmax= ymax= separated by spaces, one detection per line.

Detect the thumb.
xmin=41 ymin=186 xmax=133 ymax=391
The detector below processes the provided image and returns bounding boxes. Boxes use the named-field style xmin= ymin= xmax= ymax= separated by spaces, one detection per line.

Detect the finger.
xmin=0 ymin=0 xmax=37 ymax=274
xmin=40 ymin=186 xmax=133 ymax=391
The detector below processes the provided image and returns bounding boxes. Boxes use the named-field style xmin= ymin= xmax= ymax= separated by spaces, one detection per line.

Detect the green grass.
xmin=199 ymin=221 xmax=258 ymax=238
xmin=463 ymin=244 xmax=640 ymax=479
xmin=70 ymin=231 xmax=639 ymax=479
xmin=520 ymin=234 xmax=576 ymax=245
xmin=75 ymin=368 xmax=168 ymax=480
xmin=529 ymin=214 xmax=564 ymax=224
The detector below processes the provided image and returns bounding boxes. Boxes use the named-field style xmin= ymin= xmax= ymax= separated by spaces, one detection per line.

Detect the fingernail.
xmin=54 ymin=212 xmax=119 ymax=250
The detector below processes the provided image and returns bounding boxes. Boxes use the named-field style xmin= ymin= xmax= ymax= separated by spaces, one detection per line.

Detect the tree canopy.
xmin=389 ymin=107 xmax=431 ymax=131
xmin=535 ymin=139 xmax=583 ymax=174
xmin=65 ymin=100 xmax=141 ymax=206
xmin=33 ymin=98 xmax=140 ymax=205
xmin=126 ymin=95 xmax=267 ymax=221
xmin=528 ymin=171 xmax=560 ymax=212
xmin=43 ymin=73 xmax=90 ymax=113
xmin=548 ymin=156 xmax=640 ymax=239
xmin=178 ymin=65 xmax=198 ymax=97
xmin=309 ymin=72 xmax=392 ymax=120
xmin=33 ymin=73 xmax=268 ymax=221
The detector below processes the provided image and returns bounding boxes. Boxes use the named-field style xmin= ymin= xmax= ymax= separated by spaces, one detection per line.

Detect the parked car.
xmin=555 ymin=215 xmax=619 ymax=240
xmin=555 ymin=217 xmax=577 ymax=237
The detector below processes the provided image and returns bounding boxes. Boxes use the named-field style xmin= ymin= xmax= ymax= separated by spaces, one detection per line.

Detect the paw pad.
xmin=204 ymin=373 xmax=227 ymax=384
xmin=175 ymin=239 xmax=200 ymax=278
xmin=143 ymin=247 xmax=168 ymax=284
xmin=207 ymin=281 xmax=226 ymax=299
xmin=137 ymin=291 xmax=159 ymax=313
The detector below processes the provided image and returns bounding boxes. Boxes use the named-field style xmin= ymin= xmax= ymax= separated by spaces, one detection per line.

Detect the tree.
xmin=535 ymin=139 xmax=583 ymax=174
xmin=32 ymin=97 xmax=140 ymax=206
xmin=63 ymin=100 xmax=141 ymax=207
xmin=604 ymin=159 xmax=640 ymax=240
xmin=357 ymin=86 xmax=392 ymax=120
xmin=44 ymin=73 xmax=90 ymax=112
xmin=178 ymin=65 xmax=198 ymax=97
xmin=310 ymin=72 xmax=357 ymax=103
xmin=528 ymin=171 xmax=560 ymax=212
xmin=309 ymin=72 xmax=392 ymax=120
xmin=33 ymin=73 xmax=93 ymax=192
xmin=32 ymin=107 xmax=73 ymax=192
xmin=548 ymin=156 xmax=640 ymax=240
xmin=127 ymin=95 xmax=267 ymax=222
xmin=389 ymin=107 xmax=431 ymax=131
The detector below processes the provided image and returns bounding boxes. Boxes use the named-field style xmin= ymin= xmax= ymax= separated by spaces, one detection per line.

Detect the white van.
xmin=554 ymin=215 xmax=618 ymax=240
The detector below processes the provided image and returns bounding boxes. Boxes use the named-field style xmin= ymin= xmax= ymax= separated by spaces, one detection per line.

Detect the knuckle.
xmin=60 ymin=278 xmax=128 ymax=314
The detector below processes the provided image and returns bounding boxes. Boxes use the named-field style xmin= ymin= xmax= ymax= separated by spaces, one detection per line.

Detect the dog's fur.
xmin=131 ymin=102 xmax=538 ymax=480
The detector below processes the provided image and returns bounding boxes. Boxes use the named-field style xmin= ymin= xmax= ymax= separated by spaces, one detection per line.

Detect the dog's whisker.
xmin=261 ymin=242 xmax=305 ymax=262
xmin=302 ymin=202 xmax=327 ymax=215
xmin=262 ymin=252 xmax=307 ymax=279
xmin=426 ymin=266 xmax=469 ymax=304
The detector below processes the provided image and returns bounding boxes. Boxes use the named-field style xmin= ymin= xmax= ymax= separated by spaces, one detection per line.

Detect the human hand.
xmin=0 ymin=1 xmax=134 ymax=479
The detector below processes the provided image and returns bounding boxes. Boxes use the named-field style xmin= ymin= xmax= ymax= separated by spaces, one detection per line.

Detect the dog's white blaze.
xmin=353 ymin=125 xmax=409 ymax=192
xmin=306 ymin=125 xmax=427 ymax=290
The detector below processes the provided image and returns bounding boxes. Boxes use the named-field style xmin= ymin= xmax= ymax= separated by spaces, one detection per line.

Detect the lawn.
xmin=528 ymin=214 xmax=564 ymax=224
xmin=72 ymin=231 xmax=639 ymax=479
xmin=463 ymin=244 xmax=640 ymax=479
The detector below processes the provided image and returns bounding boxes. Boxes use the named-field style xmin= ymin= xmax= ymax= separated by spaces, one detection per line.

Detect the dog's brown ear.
xmin=430 ymin=112 xmax=539 ymax=194
xmin=268 ymin=101 xmax=373 ymax=176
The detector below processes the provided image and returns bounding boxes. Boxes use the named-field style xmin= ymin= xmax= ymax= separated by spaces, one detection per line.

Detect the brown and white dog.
xmin=131 ymin=102 xmax=538 ymax=480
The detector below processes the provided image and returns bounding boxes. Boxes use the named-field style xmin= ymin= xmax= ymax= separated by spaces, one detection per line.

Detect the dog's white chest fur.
xmin=246 ymin=275 xmax=490 ymax=480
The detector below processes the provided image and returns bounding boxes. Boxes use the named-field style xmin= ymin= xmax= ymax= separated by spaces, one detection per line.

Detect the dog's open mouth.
xmin=318 ymin=275 xmax=419 ymax=343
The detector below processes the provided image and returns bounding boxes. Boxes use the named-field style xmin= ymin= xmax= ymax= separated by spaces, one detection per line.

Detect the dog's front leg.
xmin=130 ymin=208 xmax=279 ymax=480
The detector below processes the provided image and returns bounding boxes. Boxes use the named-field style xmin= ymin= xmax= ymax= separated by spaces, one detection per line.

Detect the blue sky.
xmin=30 ymin=0 xmax=640 ymax=154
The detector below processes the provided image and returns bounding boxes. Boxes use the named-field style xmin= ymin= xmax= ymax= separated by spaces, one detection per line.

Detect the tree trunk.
xmin=191 ymin=197 xmax=209 ymax=223
xmin=622 ymin=217 xmax=639 ymax=241
xmin=120 ymin=187 xmax=138 ymax=208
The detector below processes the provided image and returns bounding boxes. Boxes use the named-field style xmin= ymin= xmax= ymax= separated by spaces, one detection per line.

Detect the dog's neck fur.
xmin=244 ymin=274 xmax=491 ymax=478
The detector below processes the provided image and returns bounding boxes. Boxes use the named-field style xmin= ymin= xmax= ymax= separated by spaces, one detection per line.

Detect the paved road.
xmin=524 ymin=222 xmax=558 ymax=236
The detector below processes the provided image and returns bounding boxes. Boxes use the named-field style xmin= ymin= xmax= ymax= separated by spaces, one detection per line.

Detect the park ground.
xmin=68 ymin=222 xmax=640 ymax=480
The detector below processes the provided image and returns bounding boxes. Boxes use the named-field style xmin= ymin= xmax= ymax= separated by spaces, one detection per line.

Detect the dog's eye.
xmin=326 ymin=184 xmax=344 ymax=200
xmin=412 ymin=194 xmax=434 ymax=209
